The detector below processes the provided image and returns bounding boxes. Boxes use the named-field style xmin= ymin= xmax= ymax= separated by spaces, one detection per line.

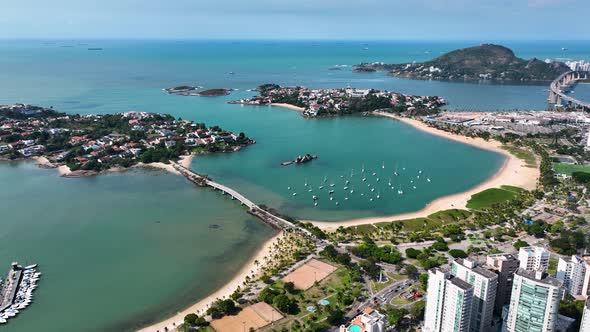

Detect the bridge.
xmin=171 ymin=162 xmax=317 ymax=239
xmin=549 ymin=71 xmax=590 ymax=110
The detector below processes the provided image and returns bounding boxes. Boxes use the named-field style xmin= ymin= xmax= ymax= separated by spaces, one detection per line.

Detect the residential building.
xmin=518 ymin=246 xmax=549 ymax=271
xmin=486 ymin=253 xmax=519 ymax=315
xmin=451 ymin=259 xmax=498 ymax=332
xmin=580 ymin=298 xmax=590 ymax=332
xmin=505 ymin=269 xmax=563 ymax=332
xmin=424 ymin=268 xmax=474 ymax=332
xmin=556 ymin=255 xmax=586 ymax=297
xmin=339 ymin=307 xmax=385 ymax=332
xmin=581 ymin=257 xmax=590 ymax=298
xmin=424 ymin=268 xmax=450 ymax=332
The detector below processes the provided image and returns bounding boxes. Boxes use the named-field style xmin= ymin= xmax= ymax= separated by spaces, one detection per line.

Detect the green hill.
xmin=356 ymin=44 xmax=570 ymax=82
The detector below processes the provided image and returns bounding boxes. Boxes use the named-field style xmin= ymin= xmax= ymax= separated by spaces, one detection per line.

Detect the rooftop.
xmin=516 ymin=268 xmax=563 ymax=287
xmin=449 ymin=277 xmax=473 ymax=291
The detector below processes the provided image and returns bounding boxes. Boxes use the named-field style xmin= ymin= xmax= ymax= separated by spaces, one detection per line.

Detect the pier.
xmin=171 ymin=163 xmax=316 ymax=239
xmin=0 ymin=263 xmax=22 ymax=313
xmin=549 ymin=71 xmax=590 ymax=110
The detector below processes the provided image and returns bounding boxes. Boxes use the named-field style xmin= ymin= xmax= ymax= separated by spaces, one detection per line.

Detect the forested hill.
xmin=356 ymin=44 xmax=570 ymax=82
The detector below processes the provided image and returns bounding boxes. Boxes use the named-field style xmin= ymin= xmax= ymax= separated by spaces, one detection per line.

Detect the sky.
xmin=1 ymin=0 xmax=588 ymax=40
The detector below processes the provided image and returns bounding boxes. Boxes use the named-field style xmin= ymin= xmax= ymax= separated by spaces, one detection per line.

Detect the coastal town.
xmin=0 ymin=103 xmax=255 ymax=176
xmin=229 ymin=84 xmax=446 ymax=117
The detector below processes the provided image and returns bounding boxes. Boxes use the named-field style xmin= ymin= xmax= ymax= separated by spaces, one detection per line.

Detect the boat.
xmin=330 ymin=197 xmax=334 ymax=201
xmin=362 ymin=178 xmax=367 ymax=182
xmin=344 ymin=197 xmax=349 ymax=200
xmin=371 ymin=188 xmax=375 ymax=192
xmin=330 ymin=184 xmax=335 ymax=187
xmin=294 ymin=154 xmax=317 ymax=164
xmin=343 ymin=186 xmax=348 ymax=190
xmin=319 ymin=186 xmax=324 ymax=189
xmin=419 ymin=170 xmax=423 ymax=174
xmin=382 ymin=161 xmax=385 ymax=169
xmin=394 ymin=171 xmax=398 ymax=176
xmin=329 ymin=190 xmax=335 ymax=194
xmin=413 ymin=186 xmax=417 ymax=189
xmin=24 ymin=264 xmax=37 ymax=270
xmin=313 ymin=196 xmax=318 ymax=200
xmin=376 ymin=178 xmax=380 ymax=182
xmin=427 ymin=178 xmax=431 ymax=182
xmin=314 ymin=202 xmax=318 ymax=206
xmin=372 ymin=172 xmax=376 ymax=176
xmin=335 ymin=202 xmax=340 ymax=205
xmin=292 ymin=193 xmax=297 ymax=196
xmin=288 ymin=187 xmax=291 ymax=190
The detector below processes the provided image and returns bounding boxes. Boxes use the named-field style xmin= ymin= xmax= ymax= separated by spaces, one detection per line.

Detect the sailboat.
xmin=361 ymin=164 xmax=365 ymax=173
xmin=377 ymin=192 xmax=381 ymax=199
xmin=304 ymin=179 xmax=308 ymax=187
xmin=382 ymin=161 xmax=385 ymax=169
xmin=388 ymin=178 xmax=392 ymax=186
xmin=427 ymin=178 xmax=431 ymax=182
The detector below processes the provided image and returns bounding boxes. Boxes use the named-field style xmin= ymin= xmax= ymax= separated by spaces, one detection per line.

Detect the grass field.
xmin=466 ymin=188 xmax=518 ymax=209
xmin=553 ymin=163 xmax=590 ymax=175
xmin=427 ymin=209 xmax=471 ymax=223
xmin=502 ymin=145 xmax=536 ymax=167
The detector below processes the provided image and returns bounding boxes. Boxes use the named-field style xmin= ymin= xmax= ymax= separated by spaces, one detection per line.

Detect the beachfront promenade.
xmin=549 ymin=70 xmax=590 ymax=109
xmin=171 ymin=162 xmax=316 ymax=239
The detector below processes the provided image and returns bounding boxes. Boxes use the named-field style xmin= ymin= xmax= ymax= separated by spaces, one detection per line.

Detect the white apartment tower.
xmin=424 ymin=268 xmax=474 ymax=332
xmin=451 ymin=259 xmax=498 ymax=332
xmin=505 ymin=269 xmax=564 ymax=332
xmin=580 ymin=298 xmax=590 ymax=332
xmin=518 ymin=246 xmax=549 ymax=271
xmin=556 ymin=255 xmax=586 ymax=297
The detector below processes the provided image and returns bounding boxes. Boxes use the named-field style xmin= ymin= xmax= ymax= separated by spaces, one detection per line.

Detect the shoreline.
xmin=305 ymin=112 xmax=540 ymax=230
xmin=136 ymin=232 xmax=283 ymax=332
xmin=29 ymin=153 xmax=196 ymax=178
xmin=271 ymin=103 xmax=306 ymax=112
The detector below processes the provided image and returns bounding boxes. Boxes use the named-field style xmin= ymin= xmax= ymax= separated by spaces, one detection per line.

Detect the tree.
xmin=284 ymin=282 xmax=296 ymax=294
xmin=419 ymin=273 xmax=429 ymax=288
xmin=272 ymin=294 xmax=299 ymax=315
xmin=326 ymin=308 xmax=344 ymax=325
xmin=259 ymin=287 xmax=279 ymax=304
xmin=405 ymin=248 xmax=421 ymax=259
xmin=513 ymin=240 xmax=530 ymax=250
xmin=448 ymin=249 xmax=468 ymax=258
xmin=184 ymin=313 xmax=198 ymax=326
xmin=387 ymin=308 xmax=408 ymax=326
xmin=410 ymin=301 xmax=426 ymax=320
xmin=404 ymin=264 xmax=419 ymax=279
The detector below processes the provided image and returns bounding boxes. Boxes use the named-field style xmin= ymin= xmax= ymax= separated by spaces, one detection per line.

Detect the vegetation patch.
xmin=553 ymin=163 xmax=590 ymax=175
xmin=502 ymin=145 xmax=537 ymax=167
xmin=466 ymin=188 xmax=518 ymax=209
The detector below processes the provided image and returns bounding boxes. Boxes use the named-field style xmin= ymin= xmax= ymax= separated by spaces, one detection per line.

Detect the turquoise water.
xmin=0 ymin=40 xmax=589 ymax=331
xmin=348 ymin=324 xmax=362 ymax=332
xmin=0 ymin=162 xmax=276 ymax=332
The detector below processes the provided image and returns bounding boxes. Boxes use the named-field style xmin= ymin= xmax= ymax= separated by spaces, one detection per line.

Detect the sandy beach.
xmin=306 ymin=112 xmax=540 ymax=231
xmin=271 ymin=103 xmax=306 ymax=112
xmin=136 ymin=232 xmax=283 ymax=332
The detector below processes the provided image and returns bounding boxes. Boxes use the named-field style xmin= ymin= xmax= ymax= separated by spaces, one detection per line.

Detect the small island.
xmin=355 ymin=44 xmax=570 ymax=82
xmin=229 ymin=84 xmax=446 ymax=117
xmin=0 ymin=104 xmax=255 ymax=176
xmin=164 ymin=85 xmax=203 ymax=94
xmin=165 ymin=86 xmax=233 ymax=97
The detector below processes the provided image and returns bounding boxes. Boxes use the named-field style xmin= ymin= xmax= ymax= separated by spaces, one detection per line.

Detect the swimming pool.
xmin=348 ymin=324 xmax=362 ymax=332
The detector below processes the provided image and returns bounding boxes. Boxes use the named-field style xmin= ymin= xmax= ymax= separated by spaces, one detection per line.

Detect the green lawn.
xmin=349 ymin=224 xmax=377 ymax=236
xmin=502 ymin=145 xmax=536 ymax=167
xmin=376 ymin=218 xmax=442 ymax=232
xmin=553 ymin=163 xmax=590 ymax=175
xmin=466 ymin=188 xmax=517 ymax=209
xmin=427 ymin=209 xmax=471 ymax=223
xmin=500 ymin=185 xmax=527 ymax=193
xmin=548 ymin=257 xmax=558 ymax=275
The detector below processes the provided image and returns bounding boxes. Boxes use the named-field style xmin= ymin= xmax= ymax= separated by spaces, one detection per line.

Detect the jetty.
xmin=0 ymin=262 xmax=40 ymax=324
xmin=171 ymin=162 xmax=316 ymax=239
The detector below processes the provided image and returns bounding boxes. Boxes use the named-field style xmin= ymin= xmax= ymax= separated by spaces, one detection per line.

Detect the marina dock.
xmin=0 ymin=262 xmax=40 ymax=324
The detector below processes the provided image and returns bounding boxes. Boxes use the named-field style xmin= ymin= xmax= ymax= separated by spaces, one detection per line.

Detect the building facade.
xmin=518 ymin=246 xmax=549 ymax=271
xmin=451 ymin=259 xmax=498 ymax=332
xmin=505 ymin=269 xmax=563 ymax=332
xmin=556 ymin=255 xmax=586 ymax=297
xmin=486 ymin=253 xmax=519 ymax=315
xmin=580 ymin=298 xmax=590 ymax=332
xmin=424 ymin=268 xmax=474 ymax=332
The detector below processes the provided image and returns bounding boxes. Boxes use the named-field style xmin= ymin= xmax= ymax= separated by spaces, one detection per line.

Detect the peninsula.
xmin=230 ymin=84 xmax=446 ymax=117
xmin=0 ymin=104 xmax=254 ymax=176
xmin=165 ymin=86 xmax=233 ymax=97
xmin=355 ymin=44 xmax=570 ymax=82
